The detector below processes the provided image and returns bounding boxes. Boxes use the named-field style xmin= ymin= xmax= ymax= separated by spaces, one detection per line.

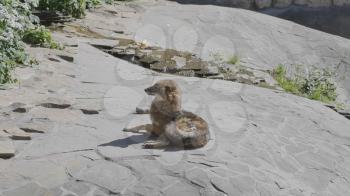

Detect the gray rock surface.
xmin=2 ymin=183 xmax=51 ymax=196
xmin=0 ymin=138 xmax=15 ymax=159
xmin=0 ymin=2 xmax=350 ymax=196
xmin=262 ymin=5 xmax=350 ymax=40
xmin=171 ymin=0 xmax=350 ymax=8
xmin=3 ymin=127 xmax=31 ymax=140
xmin=0 ymin=39 xmax=349 ymax=195
xmin=176 ymin=0 xmax=350 ymax=40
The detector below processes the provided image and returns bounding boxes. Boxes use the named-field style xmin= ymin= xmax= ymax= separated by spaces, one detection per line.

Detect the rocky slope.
xmin=0 ymin=1 xmax=350 ymax=196
xmin=262 ymin=5 xmax=350 ymax=39
xmin=87 ymin=0 xmax=350 ymax=105
xmin=172 ymin=0 xmax=350 ymax=39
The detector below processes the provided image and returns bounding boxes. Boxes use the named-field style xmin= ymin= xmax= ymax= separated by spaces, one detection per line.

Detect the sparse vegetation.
xmin=209 ymin=52 xmax=240 ymax=65
xmin=272 ymin=65 xmax=301 ymax=94
xmin=272 ymin=64 xmax=337 ymax=103
xmin=209 ymin=52 xmax=224 ymax=64
xmin=227 ymin=54 xmax=240 ymax=65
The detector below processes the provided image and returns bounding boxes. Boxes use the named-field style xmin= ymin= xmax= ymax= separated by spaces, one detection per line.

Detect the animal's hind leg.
xmin=123 ymin=124 xmax=153 ymax=133
xmin=135 ymin=107 xmax=150 ymax=114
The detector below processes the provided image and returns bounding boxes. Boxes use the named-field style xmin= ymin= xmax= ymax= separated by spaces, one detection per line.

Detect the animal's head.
xmin=145 ymin=80 xmax=181 ymax=100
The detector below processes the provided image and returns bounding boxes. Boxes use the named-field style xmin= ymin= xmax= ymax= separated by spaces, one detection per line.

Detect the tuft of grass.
xmin=272 ymin=65 xmax=301 ymax=95
xmin=227 ymin=55 xmax=240 ymax=65
xmin=23 ymin=26 xmax=62 ymax=49
xmin=272 ymin=64 xmax=337 ymax=103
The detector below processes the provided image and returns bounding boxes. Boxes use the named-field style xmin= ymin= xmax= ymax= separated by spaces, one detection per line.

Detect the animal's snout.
xmin=144 ymin=86 xmax=156 ymax=95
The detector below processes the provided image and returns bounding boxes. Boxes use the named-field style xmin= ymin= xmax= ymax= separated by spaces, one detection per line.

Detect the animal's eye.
xmin=165 ymin=86 xmax=172 ymax=92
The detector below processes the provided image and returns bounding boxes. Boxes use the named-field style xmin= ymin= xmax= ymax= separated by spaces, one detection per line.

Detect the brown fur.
xmin=123 ymin=80 xmax=209 ymax=149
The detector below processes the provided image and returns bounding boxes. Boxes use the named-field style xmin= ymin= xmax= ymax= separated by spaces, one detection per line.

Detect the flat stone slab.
xmin=0 ymin=138 xmax=15 ymax=159
xmin=3 ymin=127 xmax=31 ymax=140
xmin=19 ymin=124 xmax=46 ymax=134
xmin=17 ymin=118 xmax=52 ymax=135
xmin=2 ymin=182 xmax=50 ymax=196
xmin=73 ymin=160 xmax=136 ymax=194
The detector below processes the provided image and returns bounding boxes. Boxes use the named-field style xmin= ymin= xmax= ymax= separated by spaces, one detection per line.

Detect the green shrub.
xmin=38 ymin=0 xmax=102 ymax=18
xmin=272 ymin=64 xmax=337 ymax=103
xmin=0 ymin=0 xmax=37 ymax=84
xmin=86 ymin=0 xmax=101 ymax=8
xmin=299 ymin=68 xmax=337 ymax=103
xmin=23 ymin=26 xmax=61 ymax=49
xmin=0 ymin=60 xmax=17 ymax=84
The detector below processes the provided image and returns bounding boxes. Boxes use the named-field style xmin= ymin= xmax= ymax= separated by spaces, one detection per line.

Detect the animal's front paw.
xmin=135 ymin=107 xmax=144 ymax=114
xmin=143 ymin=140 xmax=169 ymax=149
xmin=135 ymin=107 xmax=149 ymax=114
xmin=123 ymin=128 xmax=141 ymax=133
xmin=123 ymin=128 xmax=132 ymax=132
xmin=142 ymin=141 xmax=158 ymax=149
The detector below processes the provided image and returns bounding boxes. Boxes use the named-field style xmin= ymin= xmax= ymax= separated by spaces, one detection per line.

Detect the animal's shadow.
xmin=98 ymin=132 xmax=186 ymax=152
xmin=99 ymin=134 xmax=152 ymax=148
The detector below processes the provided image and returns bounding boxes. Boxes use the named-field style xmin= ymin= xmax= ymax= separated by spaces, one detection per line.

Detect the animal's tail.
xmin=165 ymin=111 xmax=210 ymax=148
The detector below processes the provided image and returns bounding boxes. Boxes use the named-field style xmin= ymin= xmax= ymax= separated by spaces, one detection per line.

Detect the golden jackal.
xmin=123 ymin=80 xmax=210 ymax=149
